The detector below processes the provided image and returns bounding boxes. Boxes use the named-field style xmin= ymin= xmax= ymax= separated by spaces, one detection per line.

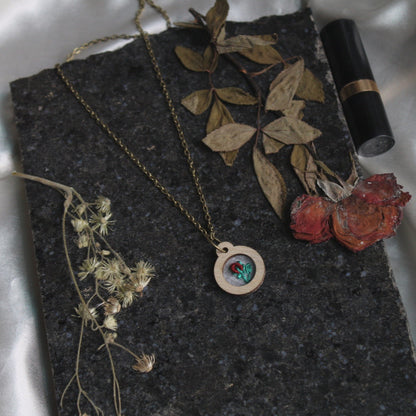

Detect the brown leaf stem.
xmin=250 ymin=62 xmax=279 ymax=77
xmin=208 ymin=66 xmax=216 ymax=90
xmin=188 ymin=8 xmax=206 ymax=26
xmin=282 ymin=54 xmax=302 ymax=67
xmin=222 ymin=52 xmax=263 ymax=144
xmin=223 ymin=52 xmax=262 ymax=102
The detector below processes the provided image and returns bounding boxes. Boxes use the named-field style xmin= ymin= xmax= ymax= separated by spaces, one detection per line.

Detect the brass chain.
xmin=55 ymin=3 xmax=222 ymax=250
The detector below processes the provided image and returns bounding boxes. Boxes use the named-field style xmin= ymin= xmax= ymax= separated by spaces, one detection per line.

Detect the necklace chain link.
xmin=55 ymin=3 xmax=221 ymax=249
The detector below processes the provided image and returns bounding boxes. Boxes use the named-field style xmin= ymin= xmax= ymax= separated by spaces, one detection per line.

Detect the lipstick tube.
xmin=320 ymin=19 xmax=395 ymax=157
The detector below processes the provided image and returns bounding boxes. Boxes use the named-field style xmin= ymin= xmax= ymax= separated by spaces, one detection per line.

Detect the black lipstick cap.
xmin=320 ymin=19 xmax=395 ymax=157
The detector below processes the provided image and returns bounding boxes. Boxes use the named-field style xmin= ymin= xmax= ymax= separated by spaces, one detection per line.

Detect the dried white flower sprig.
xmin=132 ymin=353 xmax=156 ymax=373
xmin=14 ymin=171 xmax=156 ymax=416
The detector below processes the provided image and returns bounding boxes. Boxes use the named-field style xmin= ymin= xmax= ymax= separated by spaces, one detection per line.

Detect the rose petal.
xmin=331 ymin=195 xmax=403 ymax=252
xmin=352 ymin=173 xmax=411 ymax=207
xmin=290 ymin=194 xmax=334 ymax=243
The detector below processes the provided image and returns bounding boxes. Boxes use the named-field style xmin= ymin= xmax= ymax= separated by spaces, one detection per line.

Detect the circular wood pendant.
xmin=214 ymin=242 xmax=265 ymax=295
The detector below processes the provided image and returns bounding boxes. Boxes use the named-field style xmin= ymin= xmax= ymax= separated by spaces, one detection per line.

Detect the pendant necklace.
xmin=55 ymin=2 xmax=265 ymax=295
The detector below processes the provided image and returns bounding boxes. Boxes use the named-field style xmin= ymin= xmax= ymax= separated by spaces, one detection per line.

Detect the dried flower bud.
xmin=90 ymin=212 xmax=114 ymax=236
xmin=104 ymin=297 xmax=121 ymax=315
xmin=78 ymin=257 xmax=100 ymax=280
xmin=102 ymin=275 xmax=125 ymax=293
xmin=96 ymin=258 xmax=123 ymax=281
xmin=75 ymin=202 xmax=88 ymax=216
xmin=121 ymin=264 xmax=132 ymax=275
xmin=71 ymin=218 xmax=89 ymax=233
xmin=95 ymin=196 xmax=112 ymax=214
xmin=129 ymin=260 xmax=156 ymax=294
xmin=129 ymin=276 xmax=152 ymax=294
xmin=103 ymin=331 xmax=117 ymax=345
xmin=132 ymin=353 xmax=155 ymax=373
xmin=77 ymin=233 xmax=90 ymax=249
xmin=74 ymin=303 xmax=98 ymax=325
xmin=116 ymin=287 xmax=136 ymax=308
xmin=133 ymin=260 xmax=156 ymax=279
xmin=103 ymin=315 xmax=118 ymax=331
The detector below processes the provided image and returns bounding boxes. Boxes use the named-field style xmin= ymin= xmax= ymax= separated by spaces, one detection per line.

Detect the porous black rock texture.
xmin=11 ymin=9 xmax=416 ymax=416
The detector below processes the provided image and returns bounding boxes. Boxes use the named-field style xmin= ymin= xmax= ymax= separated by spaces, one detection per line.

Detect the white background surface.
xmin=1 ymin=1 xmax=415 ymax=415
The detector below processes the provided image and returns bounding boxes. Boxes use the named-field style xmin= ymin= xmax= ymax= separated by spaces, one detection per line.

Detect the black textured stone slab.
xmin=10 ymin=9 xmax=416 ymax=416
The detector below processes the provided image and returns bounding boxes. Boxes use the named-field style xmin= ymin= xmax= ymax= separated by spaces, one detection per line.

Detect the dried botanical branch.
xmin=14 ymin=171 xmax=155 ymax=416
xmin=175 ymin=0 xmax=327 ymax=219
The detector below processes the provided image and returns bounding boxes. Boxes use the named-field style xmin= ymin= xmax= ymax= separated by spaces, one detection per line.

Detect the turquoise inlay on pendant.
xmin=230 ymin=261 xmax=253 ymax=283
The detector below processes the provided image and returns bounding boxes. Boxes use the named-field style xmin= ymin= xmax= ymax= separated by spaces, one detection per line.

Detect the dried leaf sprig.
xmin=13 ymin=171 xmax=155 ymax=416
xmin=176 ymin=0 xmax=329 ymax=218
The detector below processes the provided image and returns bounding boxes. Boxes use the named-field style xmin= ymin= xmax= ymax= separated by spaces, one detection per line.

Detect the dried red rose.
xmin=331 ymin=195 xmax=403 ymax=252
xmin=290 ymin=194 xmax=334 ymax=243
xmin=352 ymin=173 xmax=411 ymax=207
xmin=290 ymin=173 xmax=411 ymax=252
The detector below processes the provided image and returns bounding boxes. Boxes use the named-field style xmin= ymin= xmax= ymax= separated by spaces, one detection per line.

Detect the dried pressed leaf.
xmin=206 ymin=97 xmax=238 ymax=165
xmin=203 ymin=45 xmax=218 ymax=72
xmin=263 ymin=133 xmax=285 ymax=155
xmin=205 ymin=0 xmax=229 ymax=39
xmin=315 ymin=160 xmax=337 ymax=178
xmin=202 ymin=123 xmax=256 ymax=152
xmin=258 ymin=34 xmax=277 ymax=43
xmin=181 ymin=89 xmax=213 ymax=115
xmin=217 ymin=35 xmax=276 ymax=54
xmin=221 ymin=148 xmax=239 ymax=166
xmin=265 ymin=58 xmax=304 ymax=112
xmin=269 ymin=59 xmax=303 ymax=91
xmin=290 ymin=144 xmax=319 ymax=194
xmin=253 ymin=147 xmax=287 ymax=219
xmin=296 ymin=68 xmax=325 ymax=103
xmin=217 ymin=26 xmax=226 ymax=44
xmin=293 ymin=168 xmax=312 ymax=193
xmin=240 ymin=45 xmax=283 ymax=65
xmin=206 ymin=96 xmax=233 ymax=134
xmin=238 ymin=35 xmax=282 ymax=65
xmin=216 ymin=87 xmax=258 ymax=105
xmin=175 ymin=46 xmax=205 ymax=72
xmin=282 ymin=100 xmax=305 ymax=119
xmin=290 ymin=144 xmax=308 ymax=171
xmin=262 ymin=116 xmax=321 ymax=145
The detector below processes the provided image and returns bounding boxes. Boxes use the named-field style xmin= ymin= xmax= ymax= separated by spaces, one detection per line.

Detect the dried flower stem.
xmin=61 ymin=201 xmax=122 ymax=415
xmin=110 ymin=341 xmax=149 ymax=363
xmin=14 ymin=171 xmax=154 ymax=416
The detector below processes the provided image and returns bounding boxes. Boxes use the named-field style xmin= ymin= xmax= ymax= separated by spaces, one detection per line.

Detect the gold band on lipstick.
xmin=339 ymin=79 xmax=379 ymax=102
